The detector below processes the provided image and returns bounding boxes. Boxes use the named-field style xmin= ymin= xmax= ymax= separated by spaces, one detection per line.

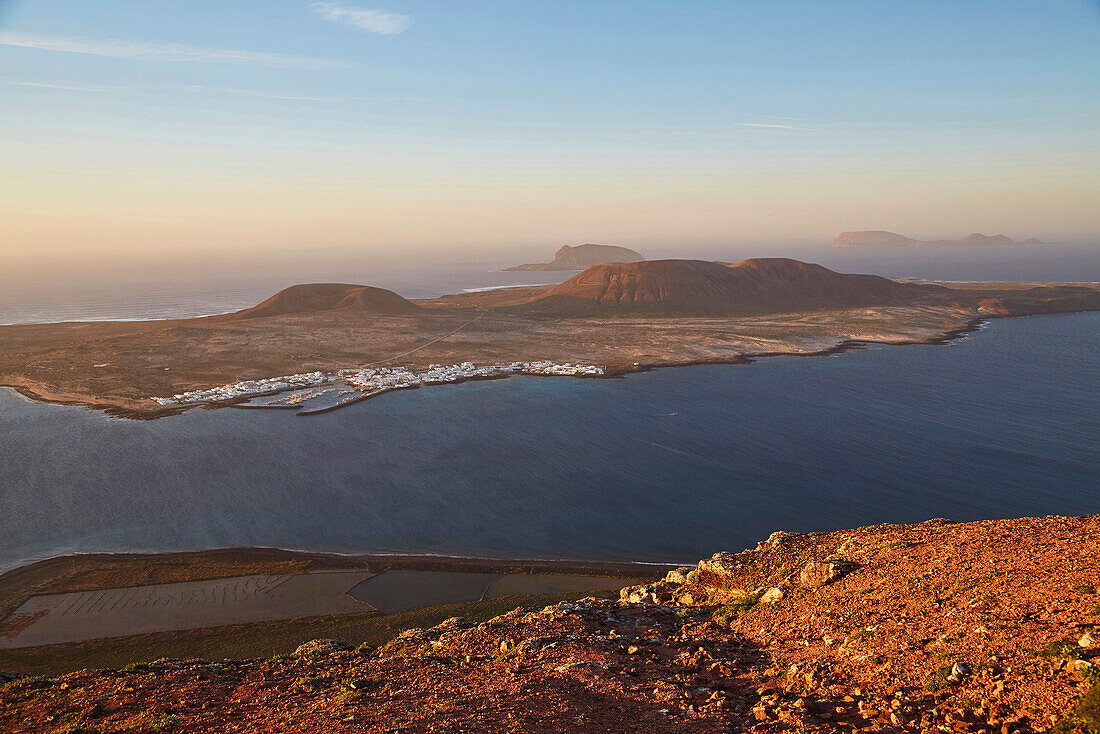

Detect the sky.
xmin=2 ymin=0 xmax=1099 ymax=272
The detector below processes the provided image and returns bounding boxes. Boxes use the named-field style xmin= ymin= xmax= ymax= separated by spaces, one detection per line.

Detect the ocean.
xmin=1 ymin=310 xmax=1096 ymax=572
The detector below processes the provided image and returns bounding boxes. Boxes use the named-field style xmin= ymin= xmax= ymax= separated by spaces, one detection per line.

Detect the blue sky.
xmin=2 ymin=0 xmax=1098 ymax=265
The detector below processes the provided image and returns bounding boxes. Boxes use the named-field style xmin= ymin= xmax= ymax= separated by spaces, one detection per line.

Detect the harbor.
xmin=161 ymin=361 xmax=607 ymax=415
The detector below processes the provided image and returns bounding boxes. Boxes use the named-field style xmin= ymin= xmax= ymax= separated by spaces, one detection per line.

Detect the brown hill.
xmin=512 ymin=257 xmax=940 ymax=316
xmin=505 ymin=243 xmax=645 ymax=271
xmin=220 ymin=283 xmax=422 ymax=320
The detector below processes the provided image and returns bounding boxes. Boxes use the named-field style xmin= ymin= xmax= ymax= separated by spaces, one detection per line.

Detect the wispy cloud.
xmin=311 ymin=3 xmax=412 ymax=35
xmin=741 ymin=122 xmax=812 ymax=131
xmin=0 ymin=31 xmax=349 ymax=68
xmin=6 ymin=78 xmax=411 ymax=104
xmin=11 ymin=80 xmax=109 ymax=92
xmin=182 ymin=85 xmax=361 ymax=103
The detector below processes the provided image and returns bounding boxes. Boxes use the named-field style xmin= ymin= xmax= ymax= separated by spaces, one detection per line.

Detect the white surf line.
xmin=460 ymin=283 xmax=557 ymax=293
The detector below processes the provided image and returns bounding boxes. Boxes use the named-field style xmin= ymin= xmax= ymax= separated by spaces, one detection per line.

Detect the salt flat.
xmin=0 ymin=570 xmax=371 ymax=648
xmin=0 ymin=569 xmax=644 ymax=647
xmin=347 ymin=570 xmax=639 ymax=614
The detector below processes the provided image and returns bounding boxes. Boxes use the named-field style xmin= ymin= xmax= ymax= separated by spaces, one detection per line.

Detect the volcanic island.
xmin=1 ymin=257 xmax=1098 ymax=418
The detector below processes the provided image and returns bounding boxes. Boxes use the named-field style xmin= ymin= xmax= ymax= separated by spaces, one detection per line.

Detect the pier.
xmin=295 ymin=388 xmax=395 ymax=416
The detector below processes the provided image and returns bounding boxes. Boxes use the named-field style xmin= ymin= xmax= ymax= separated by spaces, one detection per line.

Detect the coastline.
xmin=0 ymin=313 xmax=994 ymax=420
xmin=609 ymin=314 xmax=990 ymax=377
xmin=0 ymin=546 xmax=680 ymax=582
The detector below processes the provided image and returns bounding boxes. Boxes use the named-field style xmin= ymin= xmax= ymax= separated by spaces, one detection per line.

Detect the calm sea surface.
xmin=1 ymin=312 xmax=1096 ymax=572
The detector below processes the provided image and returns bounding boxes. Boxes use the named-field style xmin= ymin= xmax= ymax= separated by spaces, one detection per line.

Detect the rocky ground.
xmin=2 ymin=515 xmax=1097 ymax=732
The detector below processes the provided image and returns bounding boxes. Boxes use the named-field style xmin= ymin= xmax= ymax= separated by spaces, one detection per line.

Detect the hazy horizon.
xmin=3 ymin=0 xmax=1099 ymax=271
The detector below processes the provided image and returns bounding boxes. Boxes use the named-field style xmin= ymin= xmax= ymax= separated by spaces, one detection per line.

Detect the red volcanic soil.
xmin=512 ymin=257 xmax=942 ymax=316
xmin=2 ymin=517 xmax=1097 ymax=733
xmin=217 ymin=283 xmax=423 ymax=320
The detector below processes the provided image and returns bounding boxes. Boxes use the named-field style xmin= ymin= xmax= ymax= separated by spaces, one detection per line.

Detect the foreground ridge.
xmin=1 ymin=516 xmax=1098 ymax=733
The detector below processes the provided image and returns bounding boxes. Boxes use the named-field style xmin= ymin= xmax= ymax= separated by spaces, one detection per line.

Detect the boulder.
xmin=648 ymin=581 xmax=677 ymax=604
xmin=947 ymin=661 xmax=971 ymax=683
xmin=620 ymin=585 xmax=653 ymax=604
xmin=799 ymin=560 xmax=857 ymax=588
xmin=694 ymin=552 xmax=753 ymax=602
xmin=433 ymin=617 xmax=472 ymax=631
xmin=676 ymin=591 xmax=699 ymax=606
xmin=760 ymin=587 xmax=787 ymax=604
xmin=294 ymin=639 xmax=352 ymax=657
xmin=620 ymin=581 xmax=677 ymax=607
xmin=697 ymin=552 xmax=742 ymax=579
xmin=756 ymin=531 xmax=801 ymax=550
xmin=621 ymin=551 xmax=768 ymax=607
xmin=1079 ymin=632 xmax=1098 ymax=649
xmin=664 ymin=567 xmax=694 ymax=585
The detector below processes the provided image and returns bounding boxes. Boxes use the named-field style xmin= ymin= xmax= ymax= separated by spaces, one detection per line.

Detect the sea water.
xmin=0 ymin=311 xmax=1096 ymax=572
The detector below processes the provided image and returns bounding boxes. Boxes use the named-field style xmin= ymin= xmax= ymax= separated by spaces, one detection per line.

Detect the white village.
xmin=151 ymin=361 xmax=606 ymax=409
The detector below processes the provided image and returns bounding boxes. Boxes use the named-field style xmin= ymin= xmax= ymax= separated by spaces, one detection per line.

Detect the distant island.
xmin=504 ymin=243 xmax=645 ymax=271
xmin=834 ymin=231 xmax=1044 ymax=248
xmin=1 ymin=256 xmax=1098 ymax=417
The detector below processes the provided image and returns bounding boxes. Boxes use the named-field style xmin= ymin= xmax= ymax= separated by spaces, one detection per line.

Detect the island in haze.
xmin=2 ymin=255 xmax=1099 ymax=418
xmin=504 ymin=243 xmax=645 ymax=271
xmin=834 ymin=231 xmax=1044 ymax=247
